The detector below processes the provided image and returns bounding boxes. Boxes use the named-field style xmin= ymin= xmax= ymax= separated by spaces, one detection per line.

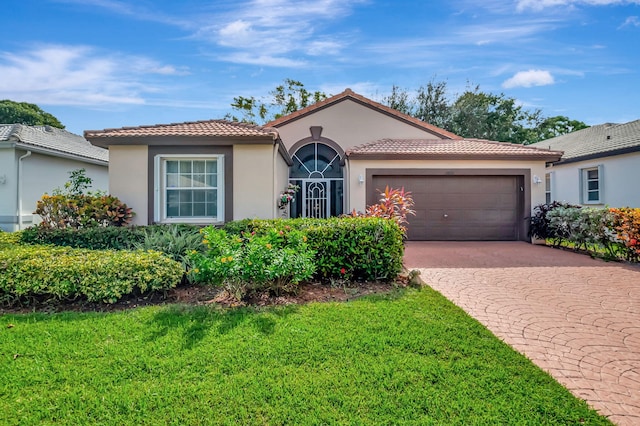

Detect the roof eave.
xmin=347 ymin=153 xmax=564 ymax=161
xmin=550 ymin=145 xmax=640 ymax=165
xmin=12 ymin=142 xmax=108 ymax=165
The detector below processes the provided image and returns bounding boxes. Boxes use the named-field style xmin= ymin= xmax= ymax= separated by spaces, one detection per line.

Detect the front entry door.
xmin=303 ymin=180 xmax=330 ymax=218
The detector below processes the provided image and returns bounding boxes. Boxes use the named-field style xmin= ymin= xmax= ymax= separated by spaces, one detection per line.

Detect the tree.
xmin=379 ymin=80 xmax=587 ymax=144
xmin=0 ymin=100 xmax=65 ymax=128
xmin=227 ymin=79 xmax=328 ymax=124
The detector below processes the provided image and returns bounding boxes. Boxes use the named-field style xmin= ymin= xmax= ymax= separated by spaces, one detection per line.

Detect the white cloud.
xmin=619 ymin=15 xmax=640 ymax=27
xmin=0 ymin=45 xmax=186 ymax=106
xmin=502 ymin=69 xmax=555 ymax=88
xmin=516 ymin=0 xmax=640 ymax=12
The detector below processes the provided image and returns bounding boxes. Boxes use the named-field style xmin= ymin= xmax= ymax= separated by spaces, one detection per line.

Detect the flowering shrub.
xmin=0 ymin=243 xmax=183 ymax=305
xmin=278 ymin=183 xmax=300 ymax=210
xmin=610 ymin=208 xmax=640 ymax=262
xmin=190 ymin=226 xmax=315 ymax=300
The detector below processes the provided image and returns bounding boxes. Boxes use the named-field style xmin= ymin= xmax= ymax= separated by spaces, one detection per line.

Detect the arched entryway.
xmin=289 ymin=142 xmax=344 ymax=218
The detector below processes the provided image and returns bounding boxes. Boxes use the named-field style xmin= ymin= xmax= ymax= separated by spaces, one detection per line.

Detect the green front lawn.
xmin=1 ymin=288 xmax=610 ymax=425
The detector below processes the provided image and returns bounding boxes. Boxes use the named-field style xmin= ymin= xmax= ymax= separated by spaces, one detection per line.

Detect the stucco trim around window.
xmin=147 ymin=146 xmax=233 ymax=225
xmin=154 ymin=155 xmax=225 ymax=224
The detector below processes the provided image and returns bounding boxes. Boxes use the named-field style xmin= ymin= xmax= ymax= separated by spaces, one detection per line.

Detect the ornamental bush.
xmin=20 ymin=225 xmax=145 ymax=250
xmin=610 ymin=207 xmax=640 ymax=262
xmin=223 ymin=217 xmax=405 ymax=282
xmin=0 ymin=242 xmax=183 ymax=305
xmin=190 ymin=226 xmax=315 ymax=299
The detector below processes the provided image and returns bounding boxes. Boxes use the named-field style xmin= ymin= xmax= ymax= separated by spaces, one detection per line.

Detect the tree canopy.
xmin=0 ymin=100 xmax=65 ymax=129
xmin=226 ymin=79 xmax=328 ymax=124
xmin=380 ymin=81 xmax=587 ymax=144
xmin=227 ymin=79 xmax=588 ymax=144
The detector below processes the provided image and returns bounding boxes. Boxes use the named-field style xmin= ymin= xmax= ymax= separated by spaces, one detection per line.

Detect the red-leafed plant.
xmin=610 ymin=207 xmax=640 ymax=262
xmin=349 ymin=186 xmax=416 ymax=235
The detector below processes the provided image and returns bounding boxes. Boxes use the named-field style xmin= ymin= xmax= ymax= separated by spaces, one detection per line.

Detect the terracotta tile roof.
xmin=1 ymin=124 xmax=108 ymax=163
xmin=265 ymin=88 xmax=461 ymax=140
xmin=84 ymin=119 xmax=278 ymax=139
xmin=529 ymin=119 xmax=640 ymax=162
xmin=346 ymin=138 xmax=563 ymax=160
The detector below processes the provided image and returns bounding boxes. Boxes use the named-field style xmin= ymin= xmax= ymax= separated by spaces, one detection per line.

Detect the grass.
xmin=1 ymin=288 xmax=610 ymax=425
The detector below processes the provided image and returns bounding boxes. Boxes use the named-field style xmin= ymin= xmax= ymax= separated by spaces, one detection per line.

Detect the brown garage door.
xmin=371 ymin=175 xmax=522 ymax=241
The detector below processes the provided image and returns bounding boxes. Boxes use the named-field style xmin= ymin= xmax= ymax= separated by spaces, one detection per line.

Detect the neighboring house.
xmin=529 ymin=120 xmax=640 ymax=208
xmin=0 ymin=124 xmax=109 ymax=232
xmin=86 ymin=89 xmax=562 ymax=241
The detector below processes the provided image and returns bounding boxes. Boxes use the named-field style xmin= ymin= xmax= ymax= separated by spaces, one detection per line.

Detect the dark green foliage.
xmin=20 ymin=225 xmax=145 ymax=250
xmin=0 ymin=99 xmax=65 ymax=128
xmin=223 ymin=217 xmax=404 ymax=281
xmin=529 ymin=201 xmax=581 ymax=240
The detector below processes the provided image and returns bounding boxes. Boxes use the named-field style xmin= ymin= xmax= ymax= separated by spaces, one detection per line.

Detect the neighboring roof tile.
xmin=1 ymin=124 xmax=108 ymax=163
xmin=265 ymin=88 xmax=461 ymax=140
xmin=529 ymin=119 xmax=640 ymax=162
xmin=84 ymin=119 xmax=278 ymax=139
xmin=346 ymin=138 xmax=563 ymax=160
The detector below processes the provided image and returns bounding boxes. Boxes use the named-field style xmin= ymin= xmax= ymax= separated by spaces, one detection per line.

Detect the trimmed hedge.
xmin=20 ymin=225 xmax=145 ymax=250
xmin=0 ymin=239 xmax=183 ymax=305
xmin=223 ymin=217 xmax=405 ymax=281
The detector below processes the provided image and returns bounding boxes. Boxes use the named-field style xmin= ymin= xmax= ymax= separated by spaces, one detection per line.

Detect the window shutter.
xmin=597 ymin=164 xmax=604 ymax=204
xmin=578 ymin=168 xmax=584 ymax=204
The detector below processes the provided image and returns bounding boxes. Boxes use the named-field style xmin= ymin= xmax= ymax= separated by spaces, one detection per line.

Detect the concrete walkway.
xmin=404 ymin=242 xmax=640 ymax=426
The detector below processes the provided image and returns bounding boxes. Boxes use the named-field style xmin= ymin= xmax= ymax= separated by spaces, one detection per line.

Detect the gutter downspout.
xmin=17 ymin=150 xmax=32 ymax=230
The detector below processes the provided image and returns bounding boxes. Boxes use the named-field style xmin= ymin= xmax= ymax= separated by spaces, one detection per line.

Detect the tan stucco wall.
xmin=108 ymin=145 xmax=148 ymax=226
xmin=276 ymin=99 xmax=447 ymax=153
xmin=275 ymin=148 xmax=291 ymax=218
xmin=233 ymin=144 xmax=277 ymax=219
xmin=547 ymin=151 xmax=640 ymax=208
xmin=348 ymin=159 xmax=547 ymax=214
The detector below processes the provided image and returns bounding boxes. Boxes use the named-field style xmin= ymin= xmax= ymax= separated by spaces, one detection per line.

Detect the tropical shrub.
xmin=133 ymin=224 xmax=207 ymax=271
xmin=34 ymin=168 xmax=134 ymax=229
xmin=348 ymin=186 xmax=416 ymax=235
xmin=547 ymin=206 xmax=617 ymax=256
xmin=222 ymin=217 xmax=404 ymax=282
xmin=190 ymin=227 xmax=315 ymax=300
xmin=610 ymin=207 xmax=640 ymax=262
xmin=0 ymin=244 xmax=183 ymax=305
xmin=529 ymin=201 xmax=581 ymax=241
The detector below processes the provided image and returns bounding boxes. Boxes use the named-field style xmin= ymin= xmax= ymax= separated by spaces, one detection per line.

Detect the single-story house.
xmin=0 ymin=124 xmax=109 ymax=231
xmin=529 ymin=119 xmax=640 ymax=208
xmin=86 ymin=89 xmax=562 ymax=241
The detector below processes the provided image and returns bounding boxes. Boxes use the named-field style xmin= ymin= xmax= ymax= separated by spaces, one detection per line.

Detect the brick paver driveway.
xmin=405 ymin=241 xmax=640 ymax=426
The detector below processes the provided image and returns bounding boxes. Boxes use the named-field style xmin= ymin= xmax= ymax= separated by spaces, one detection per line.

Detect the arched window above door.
xmin=290 ymin=143 xmax=343 ymax=179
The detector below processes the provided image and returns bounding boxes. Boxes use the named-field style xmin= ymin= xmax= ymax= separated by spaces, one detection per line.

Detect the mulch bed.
xmin=0 ymin=275 xmax=417 ymax=314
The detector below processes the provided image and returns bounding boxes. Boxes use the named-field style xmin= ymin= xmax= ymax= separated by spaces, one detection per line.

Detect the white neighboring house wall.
xmin=0 ymin=147 xmax=108 ymax=231
xmin=0 ymin=124 xmax=109 ymax=232
xmin=546 ymin=151 xmax=640 ymax=208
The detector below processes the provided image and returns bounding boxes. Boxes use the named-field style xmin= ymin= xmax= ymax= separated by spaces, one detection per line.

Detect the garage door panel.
xmin=371 ymin=175 xmax=522 ymax=241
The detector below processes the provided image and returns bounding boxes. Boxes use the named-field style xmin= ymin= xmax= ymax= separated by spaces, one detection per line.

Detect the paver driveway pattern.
xmin=404 ymin=241 xmax=640 ymax=426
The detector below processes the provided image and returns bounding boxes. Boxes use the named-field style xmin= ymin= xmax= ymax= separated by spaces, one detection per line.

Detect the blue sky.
xmin=1 ymin=0 xmax=639 ymax=135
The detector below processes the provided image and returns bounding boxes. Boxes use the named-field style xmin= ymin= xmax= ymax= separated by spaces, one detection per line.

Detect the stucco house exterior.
xmin=0 ymin=124 xmax=109 ymax=232
xmin=86 ymin=89 xmax=562 ymax=241
xmin=529 ymin=119 xmax=640 ymax=208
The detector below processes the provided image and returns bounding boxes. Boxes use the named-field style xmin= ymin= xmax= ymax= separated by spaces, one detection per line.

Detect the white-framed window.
xmin=154 ymin=155 xmax=224 ymax=223
xmin=545 ymin=172 xmax=552 ymax=204
xmin=580 ymin=165 xmax=603 ymax=204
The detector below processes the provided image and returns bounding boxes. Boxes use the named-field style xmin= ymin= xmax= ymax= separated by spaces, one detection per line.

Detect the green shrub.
xmin=529 ymin=201 xmax=581 ymax=241
xmin=223 ymin=217 xmax=404 ymax=282
xmin=190 ymin=227 xmax=315 ymax=299
xmin=133 ymin=224 xmax=206 ymax=270
xmin=0 ymin=244 xmax=183 ymax=305
xmin=20 ymin=226 xmax=145 ymax=250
